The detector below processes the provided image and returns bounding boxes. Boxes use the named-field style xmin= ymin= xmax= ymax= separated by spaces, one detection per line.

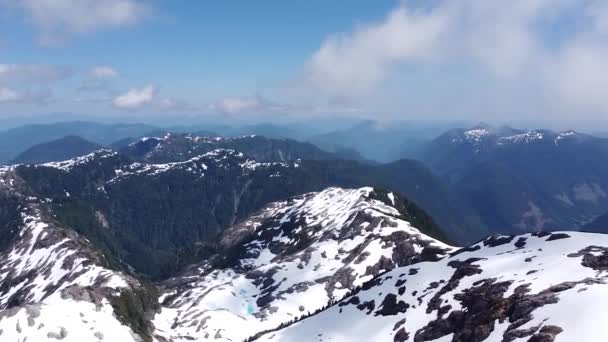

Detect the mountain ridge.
xmin=8 ymin=136 xmax=483 ymax=282
xmin=12 ymin=135 xmax=103 ymax=164
xmin=1 ymin=155 xmax=608 ymax=341
xmin=154 ymin=187 xmax=454 ymax=341
xmin=417 ymin=124 xmax=608 ymax=235
xmin=254 ymin=230 xmax=608 ymax=342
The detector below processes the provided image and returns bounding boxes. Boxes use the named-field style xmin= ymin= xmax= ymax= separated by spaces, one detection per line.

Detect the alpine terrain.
xmin=0 ymin=134 xmax=607 ymax=341
xmin=417 ymin=124 xmax=608 ymax=235
xmin=6 ymin=1 xmax=608 ymax=340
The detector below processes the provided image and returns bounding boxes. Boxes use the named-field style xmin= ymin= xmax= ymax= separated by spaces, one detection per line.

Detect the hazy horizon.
xmin=1 ymin=0 xmax=608 ymax=130
xmin=0 ymin=113 xmax=605 ymax=137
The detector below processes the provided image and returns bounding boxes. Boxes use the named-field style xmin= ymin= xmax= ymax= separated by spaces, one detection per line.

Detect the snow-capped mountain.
xmin=423 ymin=125 xmax=598 ymax=177
xmin=419 ymin=124 xmax=608 ymax=235
xmin=0 ymin=162 xmax=455 ymax=342
xmin=120 ymin=133 xmax=338 ymax=163
xmin=255 ymin=231 xmax=608 ymax=342
xmin=153 ymin=187 xmax=454 ymax=342
xmin=442 ymin=125 xmax=592 ymax=151
xmin=117 ymin=133 xmax=485 ymax=243
xmin=16 ymin=147 xmax=307 ymax=279
xmin=425 ymin=125 xmax=595 ymax=174
xmin=0 ymin=168 xmax=154 ymax=341
xmin=8 ymin=143 xmax=483 ymax=281
xmin=3 ymin=138 xmax=608 ymax=342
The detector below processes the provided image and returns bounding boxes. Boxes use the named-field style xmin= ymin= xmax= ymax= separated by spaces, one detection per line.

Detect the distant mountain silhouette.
xmin=12 ymin=135 xmax=103 ymax=164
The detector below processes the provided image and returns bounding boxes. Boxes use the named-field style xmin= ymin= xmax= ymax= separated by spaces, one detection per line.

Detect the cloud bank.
xmin=0 ymin=64 xmax=73 ymax=83
xmin=90 ymin=66 xmax=119 ymax=79
xmin=304 ymin=0 xmax=608 ymax=120
xmin=5 ymin=0 xmax=148 ymax=44
xmin=208 ymin=96 xmax=289 ymax=115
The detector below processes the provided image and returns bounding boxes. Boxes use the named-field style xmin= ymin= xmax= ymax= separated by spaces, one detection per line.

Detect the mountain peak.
xmin=154 ymin=186 xmax=454 ymax=342
xmin=39 ymin=149 xmax=117 ymax=171
xmin=257 ymin=231 xmax=608 ymax=341
xmin=497 ymin=130 xmax=546 ymax=144
xmin=472 ymin=121 xmax=493 ymax=130
xmin=11 ymin=135 xmax=103 ymax=165
xmin=464 ymin=127 xmax=493 ymax=140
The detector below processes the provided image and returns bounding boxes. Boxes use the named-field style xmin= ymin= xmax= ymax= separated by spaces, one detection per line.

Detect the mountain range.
xmin=416 ymin=124 xmax=608 ymax=234
xmin=0 ymin=121 xmax=375 ymax=165
xmin=0 ymin=121 xmax=161 ymax=162
xmin=7 ymin=120 xmax=608 ymax=239
xmin=1 ymin=144 xmax=607 ymax=340
xmin=255 ymin=230 xmax=608 ymax=342
xmin=10 ymin=133 xmax=485 ymax=245
xmin=12 ymin=135 xmax=103 ymax=164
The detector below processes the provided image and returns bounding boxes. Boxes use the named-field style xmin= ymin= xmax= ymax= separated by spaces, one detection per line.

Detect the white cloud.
xmin=113 ymin=85 xmax=156 ymax=109
xmin=6 ymin=0 xmax=148 ymax=44
xmin=90 ymin=66 xmax=119 ymax=79
xmin=208 ymin=95 xmax=289 ymax=115
xmin=0 ymin=87 xmax=53 ymax=105
xmin=306 ymin=5 xmax=450 ymax=97
xmin=304 ymin=0 xmax=608 ymax=119
xmin=0 ymin=64 xmax=79 ymax=106
xmin=544 ymin=39 xmax=608 ymax=112
xmin=0 ymin=87 xmax=21 ymax=102
xmin=0 ymin=64 xmax=73 ymax=83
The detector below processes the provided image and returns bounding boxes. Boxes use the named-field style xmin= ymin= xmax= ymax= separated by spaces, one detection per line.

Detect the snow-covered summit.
xmin=109 ymin=148 xmax=294 ymax=183
xmin=2 ymin=171 xmax=608 ymax=342
xmin=122 ymin=132 xmax=333 ymax=164
xmin=497 ymin=130 xmax=546 ymax=144
xmin=17 ymin=145 xmax=297 ymax=189
xmin=463 ymin=127 xmax=492 ymax=143
xmin=153 ymin=187 xmax=454 ymax=342
xmin=35 ymin=149 xmax=117 ymax=171
xmin=445 ymin=125 xmax=518 ymax=152
xmin=0 ymin=191 xmax=148 ymax=341
xmin=258 ymin=231 xmax=608 ymax=342
xmin=447 ymin=124 xmax=591 ymax=152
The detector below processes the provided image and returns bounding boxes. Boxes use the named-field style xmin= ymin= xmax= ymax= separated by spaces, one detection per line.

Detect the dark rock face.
xmin=483 ymin=235 xmax=515 ymax=247
xmin=568 ymin=246 xmax=608 ymax=271
xmin=376 ymin=294 xmax=409 ymax=316
xmin=279 ymin=231 xmax=608 ymax=342
xmin=514 ymin=237 xmax=528 ymax=248
xmin=545 ymin=233 xmax=571 ymax=241
xmin=394 ymin=327 xmax=410 ymax=342
xmin=528 ymin=325 xmax=564 ymax=342
xmin=450 ymin=245 xmax=481 ymax=257
xmin=416 ymin=279 xmax=565 ymax=342
xmin=425 ymin=258 xmax=483 ymax=316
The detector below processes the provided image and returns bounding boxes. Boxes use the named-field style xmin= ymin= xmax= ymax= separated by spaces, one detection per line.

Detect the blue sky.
xmin=0 ymin=2 xmax=387 ymax=91
xmin=0 ymin=1 xmax=396 ymax=107
xmin=1 ymin=0 xmax=608 ymax=128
